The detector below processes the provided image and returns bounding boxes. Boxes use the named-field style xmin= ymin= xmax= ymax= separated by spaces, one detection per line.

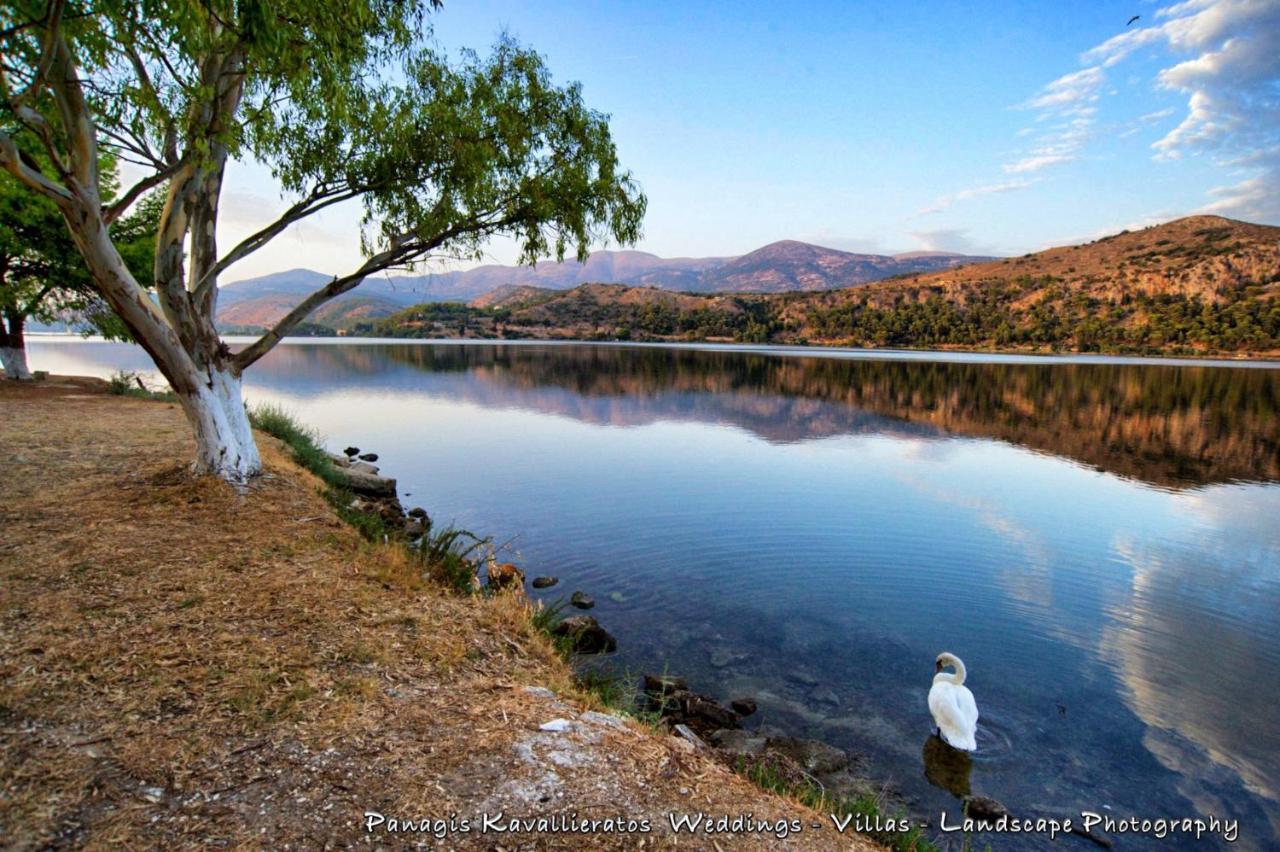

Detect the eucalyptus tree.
xmin=1 ymin=130 xmax=158 ymax=378
xmin=0 ymin=1 xmax=645 ymax=481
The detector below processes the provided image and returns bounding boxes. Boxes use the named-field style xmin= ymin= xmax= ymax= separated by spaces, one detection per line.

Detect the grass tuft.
xmin=106 ymin=370 xmax=176 ymax=401
xmin=418 ymin=526 xmax=488 ymax=593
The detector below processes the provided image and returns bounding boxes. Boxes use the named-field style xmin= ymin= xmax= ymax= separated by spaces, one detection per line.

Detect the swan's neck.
xmin=934 ymin=658 xmax=967 ymax=686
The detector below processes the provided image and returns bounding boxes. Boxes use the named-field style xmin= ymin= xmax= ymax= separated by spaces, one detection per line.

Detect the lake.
xmin=26 ymin=337 xmax=1280 ymax=849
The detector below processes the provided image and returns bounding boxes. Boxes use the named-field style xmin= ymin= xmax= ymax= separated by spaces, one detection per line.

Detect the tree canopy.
xmin=0 ymin=0 xmax=645 ymax=478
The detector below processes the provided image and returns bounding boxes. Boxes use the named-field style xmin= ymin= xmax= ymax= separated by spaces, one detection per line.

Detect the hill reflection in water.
xmin=245 ymin=342 xmax=1280 ymax=488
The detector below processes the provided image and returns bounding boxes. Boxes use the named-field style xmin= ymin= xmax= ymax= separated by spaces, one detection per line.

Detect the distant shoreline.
xmin=29 ymin=331 xmax=1280 ymax=370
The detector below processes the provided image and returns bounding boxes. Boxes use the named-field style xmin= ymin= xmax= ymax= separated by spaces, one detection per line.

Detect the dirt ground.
xmin=0 ymin=377 xmax=880 ymax=850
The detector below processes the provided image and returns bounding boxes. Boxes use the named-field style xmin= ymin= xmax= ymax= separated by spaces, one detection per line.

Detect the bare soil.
xmin=0 ymin=377 xmax=879 ymax=850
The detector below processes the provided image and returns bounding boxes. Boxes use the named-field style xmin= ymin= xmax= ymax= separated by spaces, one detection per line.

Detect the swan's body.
xmin=929 ymin=652 xmax=979 ymax=751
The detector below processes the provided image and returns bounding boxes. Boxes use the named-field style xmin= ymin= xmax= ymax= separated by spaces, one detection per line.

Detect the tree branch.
xmin=103 ymin=159 xmax=183 ymax=223
xmin=0 ymin=130 xmax=73 ymax=202
xmin=231 ymin=218 xmax=510 ymax=372
xmin=192 ymin=183 xmax=367 ymax=301
xmin=13 ymin=0 xmax=66 ymax=107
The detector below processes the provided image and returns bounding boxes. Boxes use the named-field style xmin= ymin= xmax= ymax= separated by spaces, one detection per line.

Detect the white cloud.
xmin=1077 ymin=0 xmax=1280 ymax=221
xmin=1022 ymin=66 xmax=1106 ymax=112
xmin=908 ymin=228 xmax=995 ymax=255
xmin=915 ymin=178 xmax=1035 ymax=216
xmin=1001 ymin=66 xmax=1107 ymax=176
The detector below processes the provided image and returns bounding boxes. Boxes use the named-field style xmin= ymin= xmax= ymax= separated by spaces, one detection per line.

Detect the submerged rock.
xmin=963 ymin=795 xmax=1011 ymax=821
xmin=711 ymin=729 xmax=766 ymax=755
xmin=642 ymin=674 xmax=687 ymax=697
xmin=552 ymin=616 xmax=617 ymax=654
xmin=531 ymin=576 xmax=559 ymax=589
xmin=569 ymin=591 xmax=595 ymax=609
xmin=764 ymin=737 xmax=849 ymax=775
xmin=608 ymin=591 xmax=626 ymax=603
xmin=641 ymin=677 xmax=741 ymax=736
xmin=729 ymin=697 xmax=758 ymax=716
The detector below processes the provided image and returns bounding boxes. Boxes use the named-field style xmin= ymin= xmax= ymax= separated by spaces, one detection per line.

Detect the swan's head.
xmin=935 ymin=652 xmax=961 ymax=674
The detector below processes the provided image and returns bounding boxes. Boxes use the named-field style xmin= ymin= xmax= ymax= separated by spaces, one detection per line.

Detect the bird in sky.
xmin=1127 ymin=14 xmax=1141 ymax=26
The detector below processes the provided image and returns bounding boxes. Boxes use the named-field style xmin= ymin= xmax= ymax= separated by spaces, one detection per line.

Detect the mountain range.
xmin=215 ymin=241 xmax=992 ymax=331
xmin=363 ymin=215 xmax=1280 ymax=356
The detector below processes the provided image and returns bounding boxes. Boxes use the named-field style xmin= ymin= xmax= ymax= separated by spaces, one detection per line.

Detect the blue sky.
xmin=219 ymin=0 xmax=1280 ymax=279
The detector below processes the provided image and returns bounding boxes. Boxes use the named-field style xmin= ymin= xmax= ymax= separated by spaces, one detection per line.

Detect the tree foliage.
xmin=0 ymin=0 xmax=645 ymax=478
xmin=0 ymin=127 xmax=158 ymax=340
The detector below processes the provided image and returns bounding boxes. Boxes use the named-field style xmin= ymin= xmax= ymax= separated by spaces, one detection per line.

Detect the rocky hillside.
xmin=791 ymin=215 xmax=1280 ymax=352
xmin=361 ymin=216 xmax=1280 ymax=357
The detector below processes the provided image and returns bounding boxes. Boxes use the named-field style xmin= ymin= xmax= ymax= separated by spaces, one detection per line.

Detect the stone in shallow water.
xmin=963 ymin=795 xmax=1011 ymax=821
xmin=709 ymin=647 xmax=748 ymax=668
xmin=569 ymin=591 xmax=595 ymax=609
xmin=531 ymin=576 xmax=558 ymax=589
xmin=764 ymin=737 xmax=849 ymax=775
xmin=551 ymin=616 xmax=617 ymax=654
xmin=608 ymin=591 xmax=626 ymax=603
xmin=729 ymin=697 xmax=757 ymax=716
xmin=642 ymin=674 xmax=687 ymax=696
xmin=711 ymin=729 xmax=766 ymax=755
xmin=788 ymin=670 xmax=820 ymax=686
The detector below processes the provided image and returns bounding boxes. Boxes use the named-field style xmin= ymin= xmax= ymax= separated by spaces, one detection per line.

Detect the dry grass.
xmin=0 ymin=377 xmax=879 ymax=850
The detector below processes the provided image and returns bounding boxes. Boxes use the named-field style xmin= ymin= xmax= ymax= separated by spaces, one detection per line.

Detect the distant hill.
xmin=466 ymin=285 xmax=556 ymax=310
xmin=216 ymin=269 xmax=433 ymax=332
xmin=361 ymin=216 xmax=1280 ymax=356
xmin=695 ymin=240 xmax=988 ymax=293
xmin=214 ymin=241 xmax=994 ymax=330
xmin=789 ymin=214 xmax=1280 ymax=344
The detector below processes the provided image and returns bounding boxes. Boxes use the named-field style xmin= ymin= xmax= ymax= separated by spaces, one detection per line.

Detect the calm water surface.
xmin=28 ymin=338 xmax=1280 ymax=849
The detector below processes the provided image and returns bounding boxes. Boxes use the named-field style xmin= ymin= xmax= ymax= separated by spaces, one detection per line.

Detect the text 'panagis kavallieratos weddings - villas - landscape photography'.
xmin=2 ymin=1 xmax=1279 ymax=849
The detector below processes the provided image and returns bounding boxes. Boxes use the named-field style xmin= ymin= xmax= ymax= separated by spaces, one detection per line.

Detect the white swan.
xmin=929 ymin=652 xmax=979 ymax=751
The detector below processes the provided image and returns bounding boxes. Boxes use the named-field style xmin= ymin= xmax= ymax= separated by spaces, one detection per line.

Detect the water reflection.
xmin=923 ymin=734 xmax=974 ymax=798
xmin=238 ymin=343 xmax=1280 ymax=488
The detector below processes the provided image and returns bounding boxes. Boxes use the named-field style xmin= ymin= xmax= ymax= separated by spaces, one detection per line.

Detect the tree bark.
xmin=0 ymin=311 xmax=33 ymax=380
xmin=182 ymin=361 xmax=261 ymax=483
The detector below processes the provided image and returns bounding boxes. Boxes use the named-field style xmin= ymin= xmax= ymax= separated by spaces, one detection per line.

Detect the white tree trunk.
xmin=0 ymin=345 xmax=32 ymax=380
xmin=179 ymin=365 xmax=262 ymax=483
